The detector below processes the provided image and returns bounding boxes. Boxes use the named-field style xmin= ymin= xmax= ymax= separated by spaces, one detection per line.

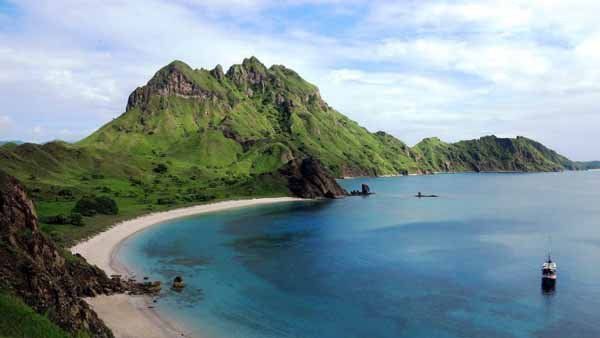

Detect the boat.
xmin=541 ymin=253 xmax=557 ymax=291
xmin=415 ymin=192 xmax=439 ymax=198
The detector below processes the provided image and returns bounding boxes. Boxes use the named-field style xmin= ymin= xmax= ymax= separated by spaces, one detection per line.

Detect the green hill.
xmin=413 ymin=135 xmax=576 ymax=173
xmin=80 ymin=58 xmax=417 ymax=177
xmin=574 ymin=161 xmax=600 ymax=170
xmin=0 ymin=57 xmax=580 ymax=245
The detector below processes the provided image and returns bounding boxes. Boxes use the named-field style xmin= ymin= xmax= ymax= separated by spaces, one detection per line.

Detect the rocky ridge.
xmin=0 ymin=171 xmax=158 ymax=337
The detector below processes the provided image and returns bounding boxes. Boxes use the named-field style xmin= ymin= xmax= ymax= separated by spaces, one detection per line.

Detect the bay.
xmin=119 ymin=172 xmax=600 ymax=338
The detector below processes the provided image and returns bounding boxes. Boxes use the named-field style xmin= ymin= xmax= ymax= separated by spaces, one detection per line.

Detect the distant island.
xmin=0 ymin=140 xmax=23 ymax=146
xmin=1 ymin=57 xmax=599 ymax=338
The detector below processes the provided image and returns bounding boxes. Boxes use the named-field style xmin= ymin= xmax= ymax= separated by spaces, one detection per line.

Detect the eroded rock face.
xmin=340 ymin=165 xmax=377 ymax=178
xmin=127 ymin=63 xmax=216 ymax=111
xmin=0 ymin=172 xmax=123 ymax=337
xmin=279 ymin=158 xmax=348 ymax=198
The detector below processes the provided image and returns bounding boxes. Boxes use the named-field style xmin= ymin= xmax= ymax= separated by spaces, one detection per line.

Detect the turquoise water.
xmin=119 ymin=172 xmax=600 ymax=338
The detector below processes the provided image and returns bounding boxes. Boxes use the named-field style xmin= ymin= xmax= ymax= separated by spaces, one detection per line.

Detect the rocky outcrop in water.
xmin=279 ymin=158 xmax=348 ymax=198
xmin=350 ymin=184 xmax=374 ymax=196
xmin=172 ymin=276 xmax=185 ymax=291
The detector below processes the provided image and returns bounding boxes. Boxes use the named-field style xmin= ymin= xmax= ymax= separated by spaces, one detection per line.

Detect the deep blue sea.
xmin=119 ymin=172 xmax=600 ymax=338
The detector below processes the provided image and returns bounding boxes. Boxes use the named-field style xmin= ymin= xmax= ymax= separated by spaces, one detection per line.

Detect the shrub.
xmin=153 ymin=163 xmax=168 ymax=174
xmin=157 ymin=197 xmax=175 ymax=205
xmin=128 ymin=177 xmax=142 ymax=186
xmin=69 ymin=213 xmax=84 ymax=226
xmin=57 ymin=189 xmax=74 ymax=200
xmin=189 ymin=194 xmax=215 ymax=202
xmin=72 ymin=196 xmax=119 ymax=216
xmin=41 ymin=214 xmax=70 ymax=225
xmin=72 ymin=197 xmax=98 ymax=216
xmin=41 ymin=213 xmax=85 ymax=226
xmin=94 ymin=196 xmax=119 ymax=214
xmin=98 ymin=186 xmax=112 ymax=193
xmin=40 ymin=212 xmax=84 ymax=226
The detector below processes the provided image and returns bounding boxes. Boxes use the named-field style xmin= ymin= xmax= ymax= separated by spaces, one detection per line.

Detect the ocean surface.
xmin=119 ymin=172 xmax=600 ymax=338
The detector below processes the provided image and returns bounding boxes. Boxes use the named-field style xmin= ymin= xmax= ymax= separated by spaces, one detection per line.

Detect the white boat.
xmin=541 ymin=254 xmax=557 ymax=290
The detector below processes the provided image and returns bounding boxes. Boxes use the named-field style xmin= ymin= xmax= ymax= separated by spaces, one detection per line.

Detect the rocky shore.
xmin=0 ymin=172 xmax=148 ymax=337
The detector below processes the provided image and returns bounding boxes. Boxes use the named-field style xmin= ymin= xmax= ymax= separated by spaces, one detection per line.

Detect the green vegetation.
xmin=0 ymin=292 xmax=89 ymax=338
xmin=40 ymin=213 xmax=84 ymax=226
xmin=153 ymin=163 xmax=168 ymax=174
xmin=413 ymin=135 xmax=576 ymax=172
xmin=575 ymin=161 xmax=600 ymax=170
xmin=0 ymin=57 xmax=581 ymax=247
xmin=72 ymin=196 xmax=118 ymax=216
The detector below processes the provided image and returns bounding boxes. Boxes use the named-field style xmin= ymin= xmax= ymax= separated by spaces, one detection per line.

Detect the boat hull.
xmin=541 ymin=275 xmax=556 ymax=291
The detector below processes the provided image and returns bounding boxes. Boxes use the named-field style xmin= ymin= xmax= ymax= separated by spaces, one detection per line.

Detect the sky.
xmin=0 ymin=0 xmax=599 ymax=160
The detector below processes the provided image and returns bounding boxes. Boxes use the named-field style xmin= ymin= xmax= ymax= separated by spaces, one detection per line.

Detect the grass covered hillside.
xmin=413 ymin=135 xmax=576 ymax=173
xmin=0 ymin=292 xmax=87 ymax=338
xmin=0 ymin=57 xmax=580 ymax=246
xmin=80 ymin=57 xmax=418 ymax=177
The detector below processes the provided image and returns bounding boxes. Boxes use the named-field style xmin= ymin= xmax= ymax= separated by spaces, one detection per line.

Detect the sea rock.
xmin=350 ymin=183 xmax=374 ymax=196
xmin=279 ymin=158 xmax=348 ymax=198
xmin=172 ymin=276 xmax=185 ymax=290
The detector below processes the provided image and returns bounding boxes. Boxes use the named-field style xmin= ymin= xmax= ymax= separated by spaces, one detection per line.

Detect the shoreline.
xmin=71 ymin=197 xmax=304 ymax=338
xmin=340 ymin=169 xmax=577 ymax=179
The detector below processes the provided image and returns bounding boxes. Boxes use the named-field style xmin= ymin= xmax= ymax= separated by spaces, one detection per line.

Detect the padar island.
xmin=0 ymin=57 xmax=597 ymax=337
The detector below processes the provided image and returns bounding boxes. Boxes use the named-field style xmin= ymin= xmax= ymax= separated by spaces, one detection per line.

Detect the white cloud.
xmin=368 ymin=38 xmax=558 ymax=90
xmin=1 ymin=0 xmax=599 ymax=159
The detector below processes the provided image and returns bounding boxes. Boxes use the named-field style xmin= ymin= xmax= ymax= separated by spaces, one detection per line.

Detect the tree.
xmin=72 ymin=196 xmax=119 ymax=216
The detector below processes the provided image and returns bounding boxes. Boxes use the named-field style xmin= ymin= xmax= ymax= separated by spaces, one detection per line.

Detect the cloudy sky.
xmin=0 ymin=0 xmax=599 ymax=160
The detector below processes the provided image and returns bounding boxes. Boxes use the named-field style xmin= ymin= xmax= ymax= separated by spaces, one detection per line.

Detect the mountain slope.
xmin=0 ymin=170 xmax=118 ymax=337
xmin=80 ymin=57 xmax=418 ymax=177
xmin=413 ymin=135 xmax=576 ymax=172
xmin=0 ymin=57 xmax=581 ymax=246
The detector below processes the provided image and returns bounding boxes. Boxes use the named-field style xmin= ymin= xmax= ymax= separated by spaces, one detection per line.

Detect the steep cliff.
xmin=279 ymin=158 xmax=348 ymax=198
xmin=0 ymin=171 xmax=123 ymax=337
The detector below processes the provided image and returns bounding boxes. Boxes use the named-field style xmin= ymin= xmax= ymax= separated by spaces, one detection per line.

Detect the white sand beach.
xmin=72 ymin=197 xmax=303 ymax=338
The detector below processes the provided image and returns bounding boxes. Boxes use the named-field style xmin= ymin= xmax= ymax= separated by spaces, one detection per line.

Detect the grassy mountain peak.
xmin=0 ymin=57 xmax=583 ymax=247
xmin=81 ymin=57 xmax=414 ymax=177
